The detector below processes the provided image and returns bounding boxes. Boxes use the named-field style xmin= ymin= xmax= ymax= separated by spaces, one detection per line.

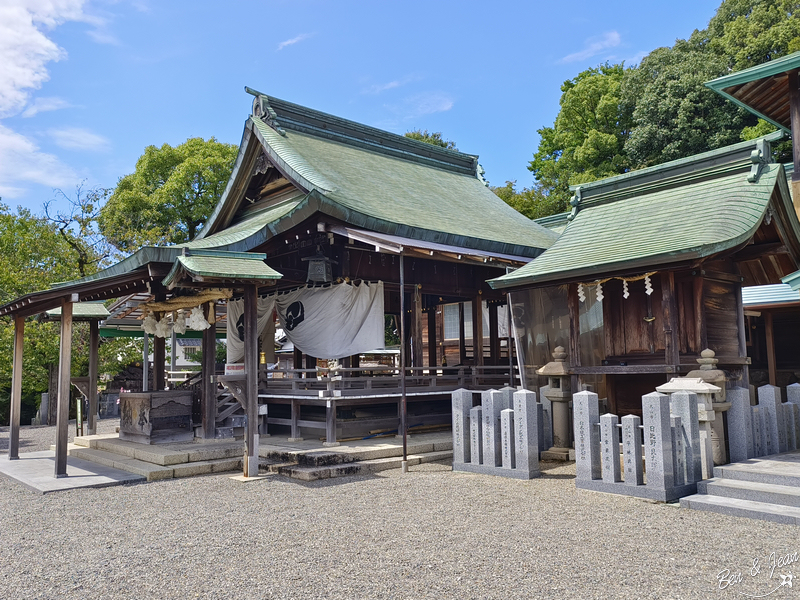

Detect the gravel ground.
xmin=1 ymin=422 xmax=798 ymax=600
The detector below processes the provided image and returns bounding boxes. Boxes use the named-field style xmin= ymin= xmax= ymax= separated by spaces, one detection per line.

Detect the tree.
xmin=491 ymin=181 xmax=566 ymax=220
xmin=404 ymin=129 xmax=458 ymax=150
xmin=99 ymin=138 xmax=238 ymax=253
xmin=529 ymin=63 xmax=633 ymax=209
xmin=622 ymin=41 xmax=757 ymax=168
xmin=703 ymin=0 xmax=800 ymax=70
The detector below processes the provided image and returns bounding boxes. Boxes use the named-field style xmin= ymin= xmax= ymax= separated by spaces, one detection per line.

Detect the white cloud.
xmin=0 ymin=123 xmax=76 ymax=198
xmin=277 ymin=33 xmax=314 ymax=51
xmin=363 ymin=75 xmax=420 ymax=95
xmin=49 ymin=126 xmax=110 ymax=151
xmin=21 ymin=96 xmax=71 ymax=117
xmin=402 ymin=92 xmax=454 ymax=118
xmin=560 ymin=31 xmax=621 ymax=64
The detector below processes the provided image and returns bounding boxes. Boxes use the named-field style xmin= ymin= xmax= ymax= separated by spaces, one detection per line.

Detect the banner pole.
xmin=400 ymin=251 xmax=408 ymax=471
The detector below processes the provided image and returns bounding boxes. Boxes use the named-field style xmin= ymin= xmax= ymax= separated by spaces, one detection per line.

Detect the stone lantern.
xmin=656 ymin=376 xmax=721 ymax=479
xmin=686 ymin=349 xmax=730 ymax=465
xmin=538 ymin=346 xmax=572 ymax=461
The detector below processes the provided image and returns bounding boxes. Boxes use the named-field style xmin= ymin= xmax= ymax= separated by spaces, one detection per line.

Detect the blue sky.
xmin=1 ymin=0 xmax=722 ymax=215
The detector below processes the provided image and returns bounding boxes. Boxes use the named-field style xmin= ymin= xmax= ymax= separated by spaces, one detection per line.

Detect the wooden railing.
xmin=256 ymin=364 xmax=519 ymax=397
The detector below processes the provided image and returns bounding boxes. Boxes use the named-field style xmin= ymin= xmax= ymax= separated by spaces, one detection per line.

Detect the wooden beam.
xmin=8 ymin=316 xmax=24 ymax=459
xmin=55 ymin=298 xmax=73 ymax=478
xmin=243 ymin=284 xmax=259 ymax=477
xmin=153 ymin=333 xmax=165 ymax=391
xmin=87 ymin=320 xmax=99 ymax=435
xmin=488 ymin=302 xmax=499 ymax=365
xmin=790 ymin=69 xmax=800 ymax=186
xmin=765 ymin=311 xmax=777 ymax=386
xmin=201 ymin=302 xmax=217 ymax=439
xmin=693 ymin=275 xmax=707 ymax=351
xmin=412 ymin=287 xmax=423 ymax=367
xmin=732 ymin=242 xmax=789 ymax=262
xmin=458 ymin=302 xmax=466 ymax=365
xmin=662 ymin=272 xmax=680 ymax=366
xmin=427 ymin=308 xmax=437 ymax=368
xmin=472 ymin=295 xmax=484 ymax=366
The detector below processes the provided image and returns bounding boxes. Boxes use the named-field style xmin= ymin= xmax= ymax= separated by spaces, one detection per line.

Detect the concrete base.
xmin=0 ymin=451 xmax=145 ymax=494
xmin=453 ymin=461 xmax=540 ymax=480
xmin=541 ymin=447 xmax=574 ymax=461
xmin=576 ymin=479 xmax=697 ymax=502
xmin=287 ymin=437 xmax=304 ymax=442
xmin=230 ymin=474 xmax=268 ymax=482
xmin=322 ymin=441 xmax=340 ymax=447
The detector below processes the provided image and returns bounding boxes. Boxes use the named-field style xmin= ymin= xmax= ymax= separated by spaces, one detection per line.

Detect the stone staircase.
xmin=58 ymin=432 xmax=453 ymax=483
xmin=680 ymin=451 xmax=800 ymax=525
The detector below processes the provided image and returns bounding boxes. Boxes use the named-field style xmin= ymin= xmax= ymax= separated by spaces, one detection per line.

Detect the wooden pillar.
xmin=567 ymin=285 xmax=581 ymax=400
xmin=293 ymin=347 xmax=303 ymax=372
xmin=458 ymin=302 xmax=466 ymax=365
xmin=55 ymin=296 xmax=75 ymax=478
xmin=201 ymin=302 xmax=217 ymax=439
xmin=411 ymin=287 xmax=423 ymax=368
xmin=170 ymin=326 xmax=177 ymax=376
xmin=243 ymin=284 xmax=259 ymax=477
xmin=765 ymin=311 xmax=777 ymax=386
xmin=489 ymin=302 xmax=499 ymax=365
xmin=142 ymin=333 xmax=150 ymax=392
xmin=662 ymin=272 xmax=679 ymax=367
xmin=289 ymin=399 xmax=302 ymax=441
xmin=153 ymin=325 xmax=165 ymax=391
xmin=472 ymin=295 xmax=484 ymax=366
xmin=325 ymin=399 xmax=338 ymax=446
xmin=8 ymin=316 xmax=24 ymax=459
xmin=734 ymin=281 xmax=751 ymax=390
xmin=305 ymin=354 xmax=317 ymax=370
xmin=693 ymin=275 xmax=707 ymax=351
xmin=427 ymin=309 xmax=437 ymax=368
xmin=789 ymin=69 xmax=800 ymax=214
xmin=87 ymin=320 xmax=99 ymax=435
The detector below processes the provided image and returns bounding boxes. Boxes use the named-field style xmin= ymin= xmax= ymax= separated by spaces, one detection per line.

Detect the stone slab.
xmin=0 ymin=451 xmax=145 ymax=494
xmin=171 ymin=460 xmax=215 ymax=478
xmin=698 ymin=478 xmax=800 ymax=507
xmin=679 ymin=494 xmax=800 ymax=525
xmin=576 ymin=478 xmax=696 ymax=502
xmin=452 ymin=461 xmax=540 ymax=480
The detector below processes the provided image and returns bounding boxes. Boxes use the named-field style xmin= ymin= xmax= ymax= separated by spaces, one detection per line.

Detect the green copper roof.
xmin=490 ymin=158 xmax=789 ymax=289
xmin=706 ymin=51 xmax=800 ymax=133
xmin=162 ymin=249 xmax=282 ymax=287
xmin=43 ymin=301 xmax=110 ymax=320
xmin=782 ymin=269 xmax=800 ymax=291
xmin=245 ymin=117 xmax=557 ymax=256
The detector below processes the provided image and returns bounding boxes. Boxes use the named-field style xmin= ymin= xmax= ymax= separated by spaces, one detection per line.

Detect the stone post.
xmin=539 ymin=385 xmax=553 ymax=451
xmin=726 ymin=387 xmax=754 ymax=462
xmin=667 ymin=391 xmax=702 ymax=483
xmin=500 ymin=409 xmax=515 ymax=469
xmin=621 ymin=415 xmax=643 ymax=486
xmin=656 ymin=378 xmax=720 ymax=479
xmin=600 ymin=414 xmax=621 ymax=483
xmin=538 ymin=347 xmax=572 ymax=461
xmin=641 ymin=392 xmax=674 ymax=493
xmin=758 ymin=385 xmax=785 ymax=455
xmin=469 ymin=406 xmax=483 ymax=465
xmin=451 ymin=389 xmax=472 ymax=465
xmin=671 ymin=416 xmax=685 ymax=487
xmin=573 ymin=391 xmax=601 ymax=481
xmin=752 ymin=407 xmax=763 ymax=457
xmin=513 ymin=389 xmax=540 ymax=477
xmin=482 ymin=390 xmax=511 ymax=467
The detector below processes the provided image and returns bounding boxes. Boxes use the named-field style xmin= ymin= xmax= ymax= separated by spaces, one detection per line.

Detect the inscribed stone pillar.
xmin=482 ymin=389 xmax=511 ymax=467
xmin=751 ymin=407 xmax=763 ymax=457
xmin=668 ymin=391 xmax=702 ymax=483
xmin=786 ymin=406 xmax=798 ymax=451
xmin=726 ymin=388 xmax=754 ymax=462
xmin=788 ymin=403 xmax=800 ymax=452
xmin=539 ymin=386 xmax=553 ymax=451
xmin=671 ymin=416 xmax=685 ymax=487
xmin=758 ymin=385 xmax=784 ymax=456
xmin=55 ymin=297 xmax=75 ymax=478
xmin=500 ymin=409 xmax=515 ymax=469
xmin=470 ymin=406 xmax=483 ymax=465
xmin=600 ymin=413 xmax=621 ymax=483
xmin=513 ymin=389 xmax=540 ymax=477
xmin=787 ymin=383 xmax=800 ymax=406
xmin=573 ymin=391 xmax=601 ymax=481
xmin=641 ymin=392 xmax=674 ymax=492
xmin=451 ymin=389 xmax=472 ymax=464
xmin=621 ymin=415 xmax=643 ymax=486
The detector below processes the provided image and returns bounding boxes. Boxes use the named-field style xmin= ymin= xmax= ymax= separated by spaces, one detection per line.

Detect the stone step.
xmin=712 ymin=462 xmax=800 ymax=488
xmin=680 ymin=494 xmax=800 ymax=525
xmin=698 ymin=478 xmax=800 ymax=508
xmin=277 ymin=450 xmax=453 ymax=481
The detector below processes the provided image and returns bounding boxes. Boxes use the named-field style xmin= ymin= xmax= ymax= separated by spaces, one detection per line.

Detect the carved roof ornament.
xmin=253 ymin=151 xmax=270 ymax=176
xmin=251 ymin=94 xmax=286 ymax=137
xmin=567 ymin=186 xmax=582 ymax=221
xmin=747 ymin=138 xmax=769 ymax=183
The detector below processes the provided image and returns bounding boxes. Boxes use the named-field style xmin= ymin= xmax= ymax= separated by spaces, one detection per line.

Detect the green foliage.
xmin=703 ymin=0 xmax=800 ymax=69
xmin=99 ymin=138 xmax=238 ymax=253
xmin=384 ymin=315 xmax=400 ymax=346
xmin=404 ymin=129 xmax=458 ymax=150
xmin=185 ymin=341 xmax=227 ymax=365
xmin=528 ymin=63 xmax=632 ymax=212
xmin=622 ymin=42 xmax=757 ymax=168
xmin=491 ymin=181 xmax=567 ymax=220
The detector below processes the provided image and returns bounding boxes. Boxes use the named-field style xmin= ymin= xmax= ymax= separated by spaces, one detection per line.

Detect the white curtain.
xmin=227 ymin=281 xmax=385 ymax=362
